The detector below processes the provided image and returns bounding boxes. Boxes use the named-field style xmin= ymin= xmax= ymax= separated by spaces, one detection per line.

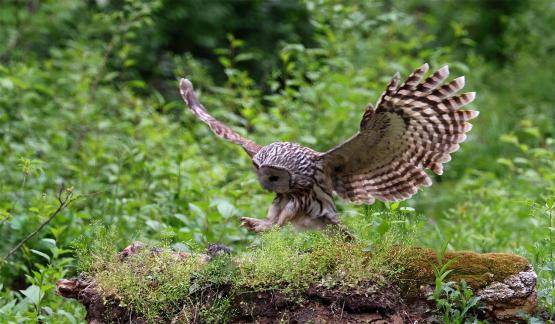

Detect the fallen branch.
xmin=57 ymin=242 xmax=539 ymax=323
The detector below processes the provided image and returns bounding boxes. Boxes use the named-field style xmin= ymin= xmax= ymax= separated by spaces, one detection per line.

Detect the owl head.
xmin=252 ymin=142 xmax=316 ymax=193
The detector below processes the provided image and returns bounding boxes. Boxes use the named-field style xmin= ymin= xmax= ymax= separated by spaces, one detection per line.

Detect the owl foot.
xmin=322 ymin=221 xmax=354 ymax=241
xmin=240 ymin=217 xmax=273 ymax=232
xmin=334 ymin=224 xmax=354 ymax=241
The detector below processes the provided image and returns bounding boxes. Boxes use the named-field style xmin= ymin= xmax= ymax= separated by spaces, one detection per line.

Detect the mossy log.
xmin=57 ymin=242 xmax=537 ymax=323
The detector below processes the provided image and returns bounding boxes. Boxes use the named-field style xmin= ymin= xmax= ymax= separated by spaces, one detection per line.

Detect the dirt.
xmin=231 ymin=283 xmax=424 ymax=323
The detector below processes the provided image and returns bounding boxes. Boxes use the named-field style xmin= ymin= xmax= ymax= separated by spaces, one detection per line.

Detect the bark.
xmin=56 ymin=242 xmax=538 ymax=323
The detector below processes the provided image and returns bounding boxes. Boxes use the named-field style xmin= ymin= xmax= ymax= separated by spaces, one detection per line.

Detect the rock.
xmin=477 ymin=266 xmax=537 ymax=321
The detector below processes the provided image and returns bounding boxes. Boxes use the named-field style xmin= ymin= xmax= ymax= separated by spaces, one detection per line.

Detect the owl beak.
xmin=261 ymin=183 xmax=273 ymax=192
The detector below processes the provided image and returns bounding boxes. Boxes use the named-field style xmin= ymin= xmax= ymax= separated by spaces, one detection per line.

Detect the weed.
xmin=429 ymin=243 xmax=482 ymax=323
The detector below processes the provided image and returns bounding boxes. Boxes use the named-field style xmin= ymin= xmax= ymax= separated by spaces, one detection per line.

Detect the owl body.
xmin=179 ymin=63 xmax=478 ymax=234
xmin=250 ymin=142 xmax=340 ymax=230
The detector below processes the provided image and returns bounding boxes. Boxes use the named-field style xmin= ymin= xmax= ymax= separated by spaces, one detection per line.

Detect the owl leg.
xmin=240 ymin=195 xmax=296 ymax=233
xmin=309 ymin=207 xmax=354 ymax=240
xmin=240 ymin=197 xmax=283 ymax=232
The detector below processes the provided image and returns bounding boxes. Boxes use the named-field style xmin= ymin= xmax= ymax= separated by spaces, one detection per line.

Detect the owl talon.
xmin=240 ymin=217 xmax=272 ymax=232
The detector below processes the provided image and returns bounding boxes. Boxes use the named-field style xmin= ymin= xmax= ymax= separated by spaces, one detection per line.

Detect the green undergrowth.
xmin=76 ymin=217 xmax=411 ymax=322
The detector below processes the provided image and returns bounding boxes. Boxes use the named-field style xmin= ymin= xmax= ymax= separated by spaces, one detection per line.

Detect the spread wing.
xmin=321 ymin=64 xmax=478 ymax=203
xmin=179 ymin=79 xmax=261 ymax=157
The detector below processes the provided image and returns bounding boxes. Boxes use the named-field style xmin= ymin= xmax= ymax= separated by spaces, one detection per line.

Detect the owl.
xmin=179 ymin=64 xmax=477 ymax=234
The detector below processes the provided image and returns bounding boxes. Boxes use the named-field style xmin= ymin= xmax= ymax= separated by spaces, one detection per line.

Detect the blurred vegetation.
xmin=0 ymin=0 xmax=554 ymax=322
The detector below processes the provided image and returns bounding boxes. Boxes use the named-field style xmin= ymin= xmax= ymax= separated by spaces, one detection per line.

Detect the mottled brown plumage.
xmin=179 ymin=64 xmax=478 ymax=233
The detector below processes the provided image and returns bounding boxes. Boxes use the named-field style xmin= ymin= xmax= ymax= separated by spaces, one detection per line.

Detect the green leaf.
xmin=20 ymin=285 xmax=43 ymax=307
xmin=211 ymin=198 xmax=237 ymax=218
xmin=40 ymin=238 xmax=56 ymax=247
xmin=173 ymin=213 xmax=189 ymax=225
xmin=30 ymin=249 xmax=50 ymax=262
xmin=57 ymin=309 xmax=77 ymax=324
xmin=189 ymin=203 xmax=207 ymax=220
xmin=376 ymin=220 xmax=390 ymax=235
xmin=235 ymin=53 xmax=255 ymax=62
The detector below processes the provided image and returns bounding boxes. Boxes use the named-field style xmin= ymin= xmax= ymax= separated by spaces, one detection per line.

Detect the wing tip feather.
xmin=466 ymin=91 xmax=476 ymax=103
xmin=179 ymin=78 xmax=193 ymax=91
xmin=179 ymin=78 xmax=195 ymax=104
xmin=438 ymin=64 xmax=449 ymax=77
xmin=454 ymin=76 xmax=465 ymax=89
xmin=448 ymin=144 xmax=461 ymax=153
xmin=464 ymin=122 xmax=473 ymax=132
xmin=433 ymin=164 xmax=444 ymax=175
xmin=468 ymin=110 xmax=479 ymax=119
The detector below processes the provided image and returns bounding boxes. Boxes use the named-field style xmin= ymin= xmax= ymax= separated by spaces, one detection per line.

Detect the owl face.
xmin=252 ymin=142 xmax=317 ymax=193
xmin=255 ymin=166 xmax=291 ymax=193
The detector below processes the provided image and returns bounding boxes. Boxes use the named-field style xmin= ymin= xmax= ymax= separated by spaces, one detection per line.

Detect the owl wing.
xmin=320 ymin=64 xmax=478 ymax=204
xmin=179 ymin=79 xmax=261 ymax=157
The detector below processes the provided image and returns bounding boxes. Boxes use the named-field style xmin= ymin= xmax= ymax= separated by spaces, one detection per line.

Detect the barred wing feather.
xmin=179 ymin=79 xmax=261 ymax=157
xmin=322 ymin=64 xmax=478 ymax=204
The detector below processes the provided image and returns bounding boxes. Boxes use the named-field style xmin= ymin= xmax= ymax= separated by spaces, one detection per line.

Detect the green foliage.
xmin=0 ymin=0 xmax=554 ymax=321
xmin=432 ymin=279 xmax=482 ymax=324
xmin=416 ymin=123 xmax=555 ymax=320
xmin=430 ymin=243 xmax=482 ymax=323
xmin=0 ymin=237 xmax=83 ymax=322
xmin=73 ymin=222 xmax=124 ymax=273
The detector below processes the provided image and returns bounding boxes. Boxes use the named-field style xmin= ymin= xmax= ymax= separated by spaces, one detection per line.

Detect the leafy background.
xmin=0 ymin=0 xmax=554 ymax=322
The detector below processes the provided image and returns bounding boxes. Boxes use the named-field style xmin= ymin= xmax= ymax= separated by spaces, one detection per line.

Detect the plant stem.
xmin=2 ymin=187 xmax=80 ymax=262
xmin=550 ymin=206 xmax=554 ymax=290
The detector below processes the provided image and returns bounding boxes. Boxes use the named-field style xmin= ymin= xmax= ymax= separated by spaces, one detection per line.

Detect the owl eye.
xmin=269 ymin=175 xmax=279 ymax=182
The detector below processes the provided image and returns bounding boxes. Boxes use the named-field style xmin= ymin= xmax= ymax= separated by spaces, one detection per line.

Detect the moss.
xmin=81 ymin=225 xmax=530 ymax=322
xmin=94 ymin=247 xmax=205 ymax=322
xmin=398 ymin=247 xmax=530 ymax=295
xmin=84 ymin=226 xmax=408 ymax=322
xmin=233 ymin=227 xmax=406 ymax=293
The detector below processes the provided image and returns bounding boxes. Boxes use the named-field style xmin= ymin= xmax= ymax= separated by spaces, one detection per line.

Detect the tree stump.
xmin=57 ymin=242 xmax=538 ymax=323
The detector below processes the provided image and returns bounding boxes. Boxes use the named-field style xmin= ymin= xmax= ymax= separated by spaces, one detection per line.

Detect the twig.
xmin=2 ymin=185 xmax=83 ymax=262
xmin=90 ymin=38 xmax=116 ymax=97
